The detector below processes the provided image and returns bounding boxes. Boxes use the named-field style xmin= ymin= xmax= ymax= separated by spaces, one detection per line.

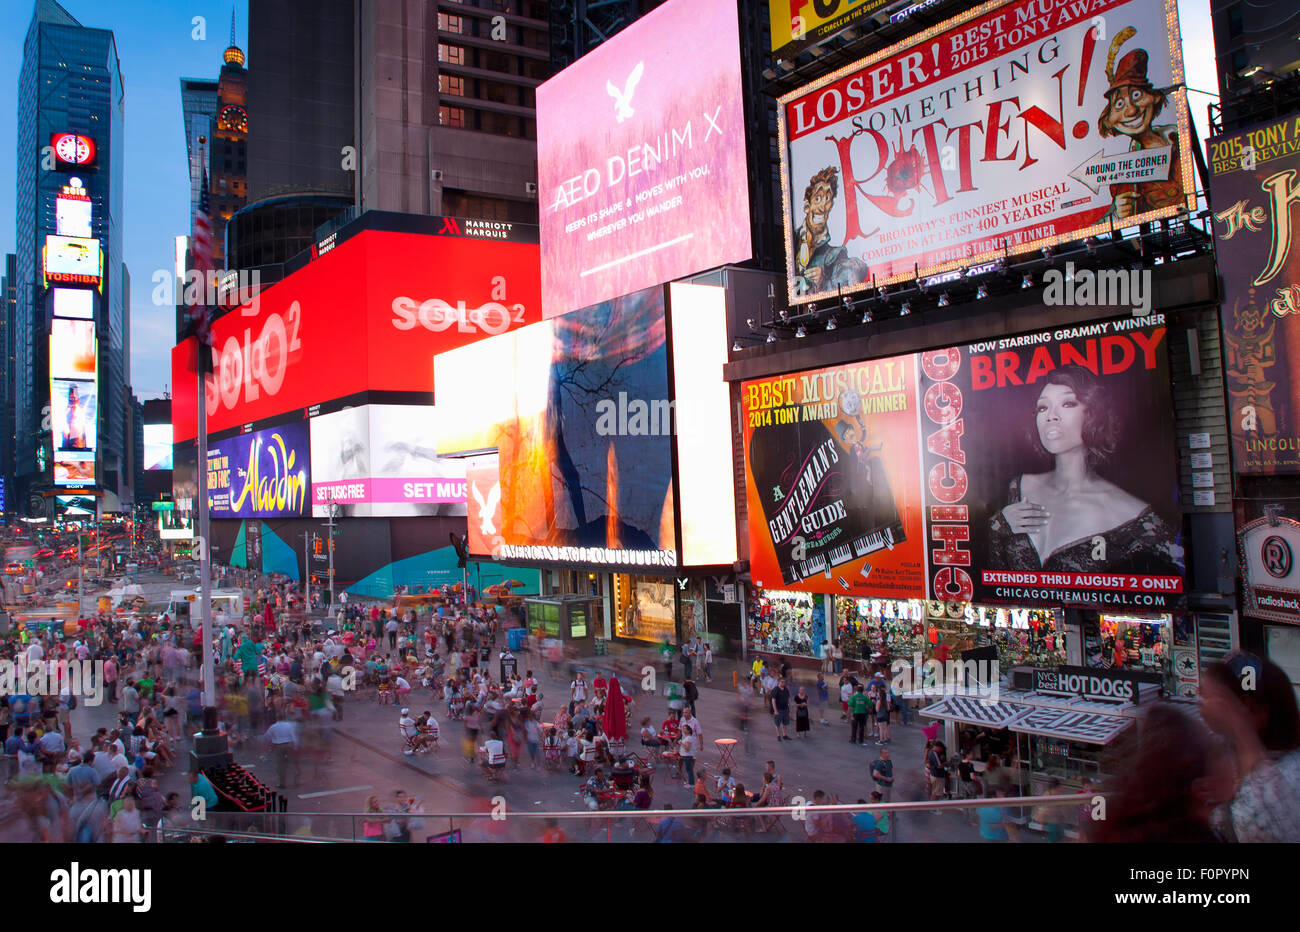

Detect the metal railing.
xmin=162 ymin=793 xmax=1097 ymax=843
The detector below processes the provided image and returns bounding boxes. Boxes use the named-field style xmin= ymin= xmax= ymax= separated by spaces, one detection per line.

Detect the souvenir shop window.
xmin=836 ymin=598 xmax=925 ymax=661
xmin=959 ymin=605 xmax=1066 ymax=668
xmin=750 ymin=591 xmax=819 ymax=657
xmin=1092 ymin=614 xmax=1172 ymax=680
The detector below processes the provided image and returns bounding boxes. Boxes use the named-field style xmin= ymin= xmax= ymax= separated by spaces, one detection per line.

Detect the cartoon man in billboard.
xmin=1097 ymin=28 xmax=1186 ymax=219
xmin=793 ymin=166 xmax=868 ymax=295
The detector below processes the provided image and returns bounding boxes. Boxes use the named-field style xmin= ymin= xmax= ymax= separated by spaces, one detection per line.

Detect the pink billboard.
xmin=536 ymin=0 xmax=752 ymax=319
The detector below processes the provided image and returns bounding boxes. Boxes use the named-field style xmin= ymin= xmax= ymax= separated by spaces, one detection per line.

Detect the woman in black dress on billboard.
xmin=987 ymin=365 xmax=1182 ymax=574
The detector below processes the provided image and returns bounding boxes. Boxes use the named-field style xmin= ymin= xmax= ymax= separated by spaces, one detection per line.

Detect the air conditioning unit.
xmin=525 ymin=181 xmax=538 ymax=195
xmin=432 ymin=170 xmax=443 ymax=181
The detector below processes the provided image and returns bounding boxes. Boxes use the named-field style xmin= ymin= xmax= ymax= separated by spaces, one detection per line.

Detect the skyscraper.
xmin=13 ymin=0 xmax=128 ymax=515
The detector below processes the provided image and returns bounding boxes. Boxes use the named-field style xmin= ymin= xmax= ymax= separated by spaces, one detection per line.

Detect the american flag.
xmin=190 ymin=166 xmax=214 ymax=347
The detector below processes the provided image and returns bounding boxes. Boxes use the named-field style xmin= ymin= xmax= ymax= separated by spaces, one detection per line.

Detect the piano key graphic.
xmin=837 ymin=576 xmax=850 ymax=591
xmin=860 ymin=563 xmax=872 ymax=579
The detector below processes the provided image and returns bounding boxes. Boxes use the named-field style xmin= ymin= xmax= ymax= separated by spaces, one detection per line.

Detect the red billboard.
xmin=173 ymin=226 xmax=541 ymax=440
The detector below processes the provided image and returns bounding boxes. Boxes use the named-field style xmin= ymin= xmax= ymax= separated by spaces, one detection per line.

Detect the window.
xmin=439 ymin=74 xmax=465 ymax=96
xmin=437 ymin=12 xmax=464 ymax=33
xmin=483 ymin=81 xmax=519 ymax=105
xmin=437 ymin=43 xmax=465 ymax=65
xmin=1227 ymin=6 xmax=1243 ymax=37
xmin=439 ymin=106 xmax=465 ymax=128
xmin=481 ymin=111 xmax=517 ymax=136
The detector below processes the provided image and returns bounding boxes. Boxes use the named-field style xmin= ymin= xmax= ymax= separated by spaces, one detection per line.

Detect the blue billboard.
xmin=206 ymin=421 xmax=311 ymax=519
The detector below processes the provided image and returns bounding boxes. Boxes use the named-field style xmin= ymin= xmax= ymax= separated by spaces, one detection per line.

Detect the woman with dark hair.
xmin=1088 ymin=704 xmax=1233 ymax=843
xmin=988 ymin=365 xmax=1182 ymax=574
xmin=1200 ymin=651 xmax=1300 ymax=842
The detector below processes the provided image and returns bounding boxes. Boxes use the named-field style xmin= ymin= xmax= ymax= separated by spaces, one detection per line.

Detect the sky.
xmin=0 ymin=0 xmax=1216 ymax=402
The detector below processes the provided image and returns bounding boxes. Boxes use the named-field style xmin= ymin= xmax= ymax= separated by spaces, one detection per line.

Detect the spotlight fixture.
xmin=937 ymin=292 xmax=950 ymax=307
xmin=860 ymin=309 xmax=873 ymax=324
xmin=796 ymin=324 xmax=807 ymax=338
xmin=779 ymin=308 xmax=789 ymax=322
xmin=826 ymin=316 xmax=837 ymax=331
xmin=732 ymin=340 xmax=742 ymax=351
xmin=841 ymin=296 xmax=853 ymax=311
xmin=809 ymin=303 xmax=818 ymax=314
xmin=1085 ymin=238 xmax=1098 ymax=257
xmin=1042 ymin=245 xmax=1054 ymax=261
xmin=1021 ymin=273 xmax=1033 ymax=289
xmin=976 ymin=284 xmax=988 ymax=300
xmin=766 ymin=331 xmax=777 ymax=343
xmin=1064 ymin=264 xmax=1075 ymax=283
xmin=900 ymin=300 xmax=911 ymax=315
xmin=746 ymin=317 xmax=756 ymax=329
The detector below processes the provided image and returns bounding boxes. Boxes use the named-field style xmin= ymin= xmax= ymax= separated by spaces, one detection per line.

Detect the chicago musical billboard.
xmin=742 ymin=315 xmax=1184 ymax=608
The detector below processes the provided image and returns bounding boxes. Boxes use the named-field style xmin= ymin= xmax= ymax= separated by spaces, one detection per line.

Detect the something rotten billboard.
xmin=742 ymin=315 xmax=1184 ymax=609
xmin=1207 ymin=113 xmax=1300 ymax=474
xmin=778 ymin=0 xmax=1194 ymax=306
xmin=536 ymin=0 xmax=751 ymax=319
xmin=206 ymin=421 xmax=311 ymax=519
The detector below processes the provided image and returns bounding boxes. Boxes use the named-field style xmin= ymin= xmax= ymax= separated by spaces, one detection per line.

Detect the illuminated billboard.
xmin=778 ymin=0 xmax=1195 ymax=306
xmin=50 ymin=319 xmax=96 ymax=380
xmin=206 ymin=421 xmax=311 ymax=519
xmin=43 ymin=235 xmax=102 ymax=287
xmin=49 ymin=133 xmax=96 ymax=168
xmin=52 ymin=288 xmax=93 ymax=320
xmin=536 ymin=0 xmax=752 ymax=319
xmin=54 ymin=457 xmax=95 ymax=486
xmin=439 ymin=287 xmax=677 ymax=566
xmin=310 ymin=404 xmax=467 ymax=517
xmin=171 ymin=226 xmax=542 ymax=441
xmin=741 ymin=315 xmax=1185 ymax=609
xmin=51 ymin=378 xmax=97 ymax=455
xmin=56 ymin=194 xmax=92 ymax=238
xmin=158 ymin=510 xmax=194 ymax=540
xmin=769 ymin=0 xmax=893 ymax=58
xmin=144 ymin=424 xmax=174 ymax=470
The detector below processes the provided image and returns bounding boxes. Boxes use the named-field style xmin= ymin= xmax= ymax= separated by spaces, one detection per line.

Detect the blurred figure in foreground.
xmin=1088 ymin=704 xmax=1232 ymax=843
xmin=1200 ymin=651 xmax=1300 ymax=842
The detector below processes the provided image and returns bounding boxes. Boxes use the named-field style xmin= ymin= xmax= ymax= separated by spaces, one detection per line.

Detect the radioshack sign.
xmin=1033 ymin=667 xmax=1151 ymax=703
xmin=1240 ymin=515 xmax=1300 ymax=625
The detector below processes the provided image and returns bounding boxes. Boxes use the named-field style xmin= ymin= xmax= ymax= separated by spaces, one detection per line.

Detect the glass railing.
xmin=155 ymin=793 xmax=1097 ymax=844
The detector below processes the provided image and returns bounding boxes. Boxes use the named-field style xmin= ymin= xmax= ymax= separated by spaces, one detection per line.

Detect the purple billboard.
xmin=206 ymin=421 xmax=311 ymax=519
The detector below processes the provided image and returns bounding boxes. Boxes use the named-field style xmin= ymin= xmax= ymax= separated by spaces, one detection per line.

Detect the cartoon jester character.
xmin=1097 ymin=27 xmax=1186 ymax=219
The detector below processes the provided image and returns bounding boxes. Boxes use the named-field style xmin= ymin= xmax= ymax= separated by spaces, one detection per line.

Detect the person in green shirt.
xmin=660 ymin=638 xmax=675 ymax=682
xmin=848 ymin=686 xmax=870 ymax=746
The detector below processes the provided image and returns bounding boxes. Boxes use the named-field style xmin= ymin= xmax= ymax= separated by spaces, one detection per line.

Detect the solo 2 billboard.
xmin=1207 ymin=114 xmax=1300 ymax=474
xmin=536 ymin=0 xmax=751 ymax=319
xmin=778 ymin=0 xmax=1194 ymax=306
xmin=742 ymin=315 xmax=1184 ymax=609
xmin=206 ymin=421 xmax=310 ymax=519
xmin=172 ymin=226 xmax=541 ymax=441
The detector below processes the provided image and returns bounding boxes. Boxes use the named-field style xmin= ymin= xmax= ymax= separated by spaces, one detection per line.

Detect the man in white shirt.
xmin=25 ymin=639 xmax=44 ymax=665
xmin=399 ymin=709 xmax=420 ymax=754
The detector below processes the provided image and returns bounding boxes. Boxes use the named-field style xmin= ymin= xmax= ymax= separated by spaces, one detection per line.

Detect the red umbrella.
xmin=602 ymin=676 xmax=627 ymax=741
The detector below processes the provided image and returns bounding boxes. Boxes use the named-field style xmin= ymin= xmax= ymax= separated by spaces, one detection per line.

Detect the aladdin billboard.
xmin=536 ymin=0 xmax=751 ymax=319
xmin=172 ymin=224 xmax=542 ymax=441
xmin=778 ymin=0 xmax=1194 ymax=306
xmin=743 ymin=315 xmax=1184 ymax=609
xmin=1207 ymin=113 xmax=1300 ymax=474
xmin=206 ymin=421 xmax=311 ymax=519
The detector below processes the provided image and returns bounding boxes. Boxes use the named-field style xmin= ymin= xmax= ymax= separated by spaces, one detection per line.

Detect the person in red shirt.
xmin=660 ymin=712 xmax=681 ymax=747
xmin=540 ymin=820 xmax=567 ymax=843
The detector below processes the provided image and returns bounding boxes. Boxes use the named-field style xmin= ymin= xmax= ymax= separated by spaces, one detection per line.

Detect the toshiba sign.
xmin=173 ymin=225 xmax=541 ymax=440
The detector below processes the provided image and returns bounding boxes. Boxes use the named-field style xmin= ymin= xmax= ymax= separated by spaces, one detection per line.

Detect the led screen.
xmin=310 ymin=404 xmax=467 ymax=517
xmin=439 ymin=286 xmax=676 ymax=566
xmin=56 ymin=196 xmax=92 ymax=238
xmin=171 ymin=227 xmax=542 ymax=441
xmin=44 ymin=235 xmax=101 ymax=286
xmin=50 ymin=319 xmax=96 ymax=380
xmin=52 ymin=288 xmax=93 ymax=320
xmin=144 ymin=424 xmax=174 ymax=470
xmin=536 ymin=0 xmax=751 ymax=318
xmin=206 ymin=421 xmax=311 ymax=519
xmin=51 ymin=378 xmax=97 ymax=455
